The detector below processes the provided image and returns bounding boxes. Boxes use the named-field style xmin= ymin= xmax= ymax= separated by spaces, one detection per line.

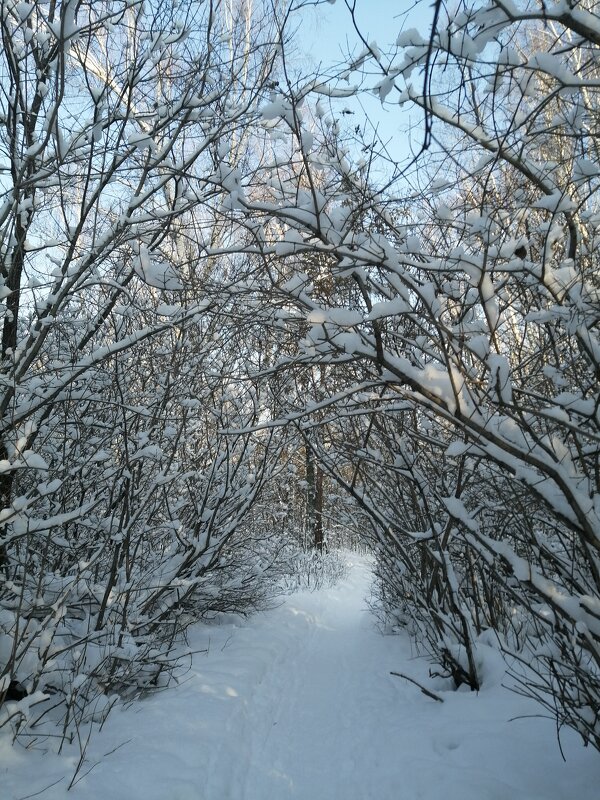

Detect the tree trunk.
xmin=306 ymin=446 xmax=324 ymax=552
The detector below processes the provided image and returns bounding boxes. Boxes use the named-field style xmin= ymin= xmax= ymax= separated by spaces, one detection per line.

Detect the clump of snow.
xmin=132 ymin=244 xmax=183 ymax=290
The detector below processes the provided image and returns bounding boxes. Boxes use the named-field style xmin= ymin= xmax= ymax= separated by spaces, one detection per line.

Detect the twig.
xmin=104 ymin=737 xmax=133 ymax=758
xmin=16 ymin=776 xmax=66 ymax=800
xmin=390 ymin=671 xmax=444 ymax=703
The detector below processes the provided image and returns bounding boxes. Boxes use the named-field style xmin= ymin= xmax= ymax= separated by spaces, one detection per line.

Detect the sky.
xmin=296 ymin=0 xmax=426 ymax=63
xmin=293 ymin=0 xmax=432 ymax=165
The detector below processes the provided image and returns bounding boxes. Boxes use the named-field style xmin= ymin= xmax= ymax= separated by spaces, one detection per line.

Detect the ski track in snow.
xmin=2 ymin=556 xmax=600 ymax=800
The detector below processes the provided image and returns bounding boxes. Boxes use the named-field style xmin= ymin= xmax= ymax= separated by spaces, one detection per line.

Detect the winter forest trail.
xmin=213 ymin=562 xmax=406 ymax=800
xmin=3 ymin=556 xmax=600 ymax=800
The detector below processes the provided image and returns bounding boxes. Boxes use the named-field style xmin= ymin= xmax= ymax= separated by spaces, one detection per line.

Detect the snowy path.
xmin=215 ymin=566 xmax=407 ymax=799
xmin=3 ymin=556 xmax=599 ymax=799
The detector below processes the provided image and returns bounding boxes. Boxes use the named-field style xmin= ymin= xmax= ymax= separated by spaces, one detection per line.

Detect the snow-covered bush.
xmin=0 ymin=0 xmax=289 ymax=750
xmin=231 ymin=0 xmax=600 ymax=749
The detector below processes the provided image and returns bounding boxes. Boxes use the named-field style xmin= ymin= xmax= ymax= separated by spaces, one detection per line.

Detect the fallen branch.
xmin=390 ymin=671 xmax=444 ymax=703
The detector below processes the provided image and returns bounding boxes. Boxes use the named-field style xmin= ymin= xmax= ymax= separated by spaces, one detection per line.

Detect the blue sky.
xmin=293 ymin=0 xmax=431 ymax=165
xmin=297 ymin=0 xmax=425 ymax=65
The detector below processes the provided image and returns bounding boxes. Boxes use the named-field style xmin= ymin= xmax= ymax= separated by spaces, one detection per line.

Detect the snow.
xmin=396 ymin=29 xmax=426 ymax=47
xmin=442 ymin=495 xmax=479 ymax=533
xmin=133 ymin=244 xmax=183 ymax=291
xmin=20 ymin=450 xmax=49 ymax=471
xmin=2 ymin=557 xmax=598 ymax=800
xmin=128 ymin=132 xmax=156 ymax=151
xmin=367 ymin=297 xmax=411 ymax=320
xmin=14 ymin=2 xmax=33 ymax=23
xmin=307 ymin=308 xmax=363 ymax=327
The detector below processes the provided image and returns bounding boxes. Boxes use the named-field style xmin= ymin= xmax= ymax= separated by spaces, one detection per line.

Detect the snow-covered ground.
xmin=2 ymin=556 xmax=599 ymax=799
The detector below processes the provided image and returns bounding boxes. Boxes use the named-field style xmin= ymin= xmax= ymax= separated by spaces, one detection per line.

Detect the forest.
xmin=1 ymin=0 xmax=599 ymax=772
